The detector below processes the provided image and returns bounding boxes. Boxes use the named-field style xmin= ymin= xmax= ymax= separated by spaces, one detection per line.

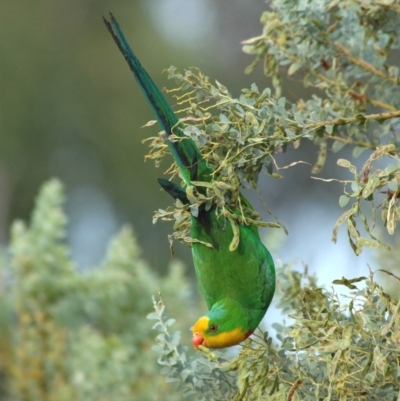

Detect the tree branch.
xmin=334 ymin=41 xmax=399 ymax=85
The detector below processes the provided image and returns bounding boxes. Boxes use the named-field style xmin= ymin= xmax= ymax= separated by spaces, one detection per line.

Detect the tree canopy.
xmin=1 ymin=0 xmax=400 ymax=400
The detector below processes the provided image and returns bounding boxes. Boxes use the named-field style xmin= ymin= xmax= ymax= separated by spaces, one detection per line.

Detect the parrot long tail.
xmin=103 ymin=13 xmax=212 ymax=188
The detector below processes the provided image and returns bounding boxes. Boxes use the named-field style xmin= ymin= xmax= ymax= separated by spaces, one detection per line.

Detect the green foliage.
xmin=145 ymin=0 xmax=400 ymax=254
xmin=4 ymin=180 xmax=400 ymax=401
xmin=3 ymin=1 xmax=400 ymax=401
xmin=138 ymin=1 xmax=400 ymax=399
xmin=150 ymin=263 xmax=400 ymax=400
xmin=332 ymin=145 xmax=400 ymax=254
xmin=148 ymin=296 xmax=237 ymax=399
xmin=1 ymin=179 xmax=196 ymax=401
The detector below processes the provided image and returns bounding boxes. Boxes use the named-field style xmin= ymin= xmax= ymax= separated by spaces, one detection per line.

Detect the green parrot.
xmin=104 ymin=14 xmax=275 ymax=349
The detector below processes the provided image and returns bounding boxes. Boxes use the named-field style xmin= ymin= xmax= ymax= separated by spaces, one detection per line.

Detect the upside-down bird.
xmin=104 ymin=14 xmax=275 ymax=348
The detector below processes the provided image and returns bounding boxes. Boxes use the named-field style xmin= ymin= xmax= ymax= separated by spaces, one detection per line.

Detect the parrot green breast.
xmin=191 ymin=208 xmax=275 ymax=331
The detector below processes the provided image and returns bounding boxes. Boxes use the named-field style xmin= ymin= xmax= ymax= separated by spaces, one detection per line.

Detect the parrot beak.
xmin=192 ymin=316 xmax=209 ymax=349
xmin=192 ymin=332 xmax=205 ymax=349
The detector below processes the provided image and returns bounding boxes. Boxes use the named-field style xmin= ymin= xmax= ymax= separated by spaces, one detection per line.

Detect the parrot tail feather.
xmin=157 ymin=179 xmax=189 ymax=204
xmin=103 ymin=13 xmax=212 ymax=186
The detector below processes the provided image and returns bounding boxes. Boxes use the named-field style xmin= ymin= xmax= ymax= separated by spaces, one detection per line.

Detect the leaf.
xmin=314 ymin=343 xmax=341 ymax=354
xmin=332 ymin=276 xmax=367 ymax=289
xmin=165 ymin=318 xmax=176 ymax=328
xmin=326 ymin=124 xmax=334 ymax=135
xmin=332 ymin=140 xmax=346 ymax=153
xmin=388 ymin=180 xmax=398 ymax=191
xmin=378 ymin=269 xmax=400 ymax=282
xmin=228 ymin=218 xmax=240 ymax=251
xmin=361 ymin=350 xmax=374 ymax=379
xmin=142 ymin=120 xmax=157 ymax=127
xmin=352 ymin=146 xmax=368 ymax=158
xmin=216 ymin=80 xmax=228 ymax=94
xmin=356 ymin=237 xmax=379 ymax=249
xmin=339 ymin=195 xmax=350 ymax=208
xmin=332 ymin=205 xmax=358 ymax=243
xmin=347 ymin=218 xmax=359 ymax=241
xmin=373 ymin=345 xmax=385 ymax=375
xmin=337 ymin=159 xmax=356 ymax=174
xmin=288 ymin=62 xmax=304 ymax=75
xmin=328 ymin=350 xmax=341 ymax=382
xmin=362 ymin=176 xmax=378 ymax=199
xmin=146 ymin=312 xmax=159 ymax=321
xmin=311 ymin=140 xmax=327 ymax=174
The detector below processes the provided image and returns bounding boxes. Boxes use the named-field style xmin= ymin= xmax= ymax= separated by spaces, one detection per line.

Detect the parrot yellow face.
xmin=191 ymin=316 xmax=252 ymax=349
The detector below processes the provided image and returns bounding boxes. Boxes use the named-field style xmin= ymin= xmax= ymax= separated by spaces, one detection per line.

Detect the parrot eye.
xmin=209 ymin=324 xmax=218 ymax=332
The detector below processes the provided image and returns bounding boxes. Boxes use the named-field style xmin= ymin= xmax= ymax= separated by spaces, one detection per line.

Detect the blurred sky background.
xmin=1 ymin=0 xmax=375 ymax=300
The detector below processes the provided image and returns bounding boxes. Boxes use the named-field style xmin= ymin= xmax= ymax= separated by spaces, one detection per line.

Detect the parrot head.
xmin=191 ymin=299 xmax=253 ymax=349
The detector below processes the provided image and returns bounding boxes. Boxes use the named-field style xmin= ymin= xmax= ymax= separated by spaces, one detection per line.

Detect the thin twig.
xmin=374 ymin=1 xmax=400 ymax=12
xmin=324 ymin=135 xmax=377 ymax=150
xmin=334 ymin=41 xmax=399 ymax=85
xmin=287 ymin=379 xmax=302 ymax=401
xmin=367 ymin=97 xmax=397 ymax=111
xmin=306 ymin=109 xmax=400 ymax=131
